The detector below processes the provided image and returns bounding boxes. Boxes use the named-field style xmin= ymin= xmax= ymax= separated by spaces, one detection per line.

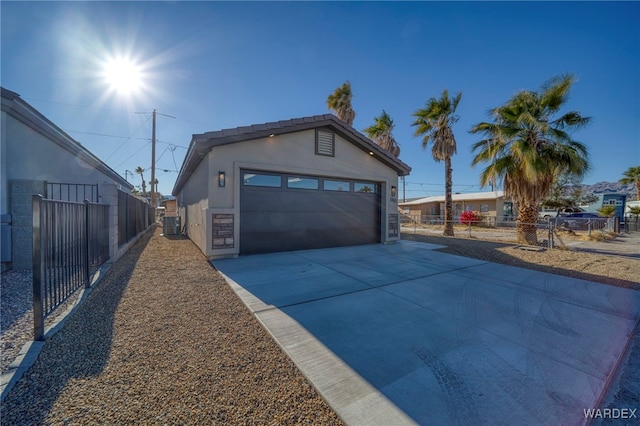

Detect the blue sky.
xmin=2 ymin=1 xmax=638 ymax=198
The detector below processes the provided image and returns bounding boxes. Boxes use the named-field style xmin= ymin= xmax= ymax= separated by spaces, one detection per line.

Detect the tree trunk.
xmin=443 ymin=157 xmax=454 ymax=236
xmin=516 ymin=203 xmax=539 ymax=245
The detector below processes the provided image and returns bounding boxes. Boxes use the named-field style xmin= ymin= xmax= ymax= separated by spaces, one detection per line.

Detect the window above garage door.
xmin=241 ymin=171 xmax=378 ymax=194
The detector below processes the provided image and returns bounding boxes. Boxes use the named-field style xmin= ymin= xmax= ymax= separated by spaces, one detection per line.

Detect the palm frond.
xmin=327 ymin=81 xmax=355 ymax=125
xmin=470 ymin=74 xmax=590 ymax=209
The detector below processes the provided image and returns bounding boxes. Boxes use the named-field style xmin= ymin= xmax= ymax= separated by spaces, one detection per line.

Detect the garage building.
xmin=172 ymin=114 xmax=411 ymax=258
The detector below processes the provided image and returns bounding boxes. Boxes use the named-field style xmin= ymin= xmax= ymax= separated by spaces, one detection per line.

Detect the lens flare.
xmin=103 ymin=58 xmax=143 ymax=94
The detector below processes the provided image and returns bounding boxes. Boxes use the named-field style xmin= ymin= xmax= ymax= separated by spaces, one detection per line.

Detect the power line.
xmin=64 ymin=129 xmax=149 ymax=141
xmin=105 ymin=115 xmax=152 ymax=161
xmin=169 ymin=145 xmax=179 ymax=171
xmin=24 ymin=96 xmax=221 ymax=131
xmin=113 ymin=141 xmax=151 ymax=169
xmin=155 ymin=145 xmax=170 ymax=163
xmin=64 ymin=129 xmax=188 ymax=149
xmin=156 ymin=139 xmax=188 ymax=149
xmin=23 ymin=97 xmax=139 ymax=114
xmin=406 ymin=181 xmax=482 ymax=187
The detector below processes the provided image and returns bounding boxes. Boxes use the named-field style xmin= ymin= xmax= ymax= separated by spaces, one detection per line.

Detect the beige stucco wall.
xmin=1 ymin=112 xmax=129 ymax=215
xmin=180 ymin=128 xmax=402 ymax=258
xmin=404 ymin=198 xmax=519 ymax=222
xmin=2 ymin=109 xmax=134 ymax=269
xmin=178 ymin=155 xmax=210 ymax=255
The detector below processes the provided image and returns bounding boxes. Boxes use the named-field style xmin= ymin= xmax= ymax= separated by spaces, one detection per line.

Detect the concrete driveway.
xmin=214 ymin=241 xmax=640 ymax=425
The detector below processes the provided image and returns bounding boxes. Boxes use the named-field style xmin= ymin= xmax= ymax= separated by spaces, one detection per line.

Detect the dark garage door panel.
xmin=240 ymin=179 xmax=380 ymax=254
xmin=239 ymin=229 xmax=378 ymax=254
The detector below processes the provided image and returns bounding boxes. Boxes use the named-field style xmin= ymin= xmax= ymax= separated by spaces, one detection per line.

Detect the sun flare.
xmin=103 ymin=58 xmax=142 ymax=94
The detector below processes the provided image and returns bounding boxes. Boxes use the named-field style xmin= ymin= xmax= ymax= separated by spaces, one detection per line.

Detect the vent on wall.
xmin=315 ymin=130 xmax=335 ymax=157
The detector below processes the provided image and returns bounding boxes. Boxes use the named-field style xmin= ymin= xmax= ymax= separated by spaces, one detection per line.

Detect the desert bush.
xmin=460 ymin=211 xmax=481 ymax=226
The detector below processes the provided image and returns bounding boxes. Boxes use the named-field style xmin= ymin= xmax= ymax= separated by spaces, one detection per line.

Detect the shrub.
xmin=597 ymin=205 xmax=616 ymax=217
xmin=460 ymin=211 xmax=481 ymax=226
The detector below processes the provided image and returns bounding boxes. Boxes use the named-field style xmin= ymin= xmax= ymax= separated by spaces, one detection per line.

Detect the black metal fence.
xmin=46 ymin=182 xmax=99 ymax=203
xmin=32 ymin=195 xmax=109 ymax=341
xmin=117 ymin=190 xmax=153 ymax=247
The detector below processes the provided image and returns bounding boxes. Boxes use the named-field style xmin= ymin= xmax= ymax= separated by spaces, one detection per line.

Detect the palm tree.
xmin=470 ymin=74 xmax=591 ymax=245
xmin=327 ymin=81 xmax=355 ymax=126
xmin=597 ymin=205 xmax=616 ymax=217
xmin=619 ymin=166 xmax=640 ymax=200
xmin=363 ymin=110 xmax=401 ymax=157
xmin=412 ymin=89 xmax=462 ymax=236
xmin=135 ymin=166 xmax=147 ymax=196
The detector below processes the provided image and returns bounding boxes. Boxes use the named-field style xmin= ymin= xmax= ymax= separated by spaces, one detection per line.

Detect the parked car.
xmin=556 ymin=211 xmax=605 ymax=230
xmin=538 ymin=207 xmax=585 ymax=219
xmin=564 ymin=212 xmax=600 ymax=218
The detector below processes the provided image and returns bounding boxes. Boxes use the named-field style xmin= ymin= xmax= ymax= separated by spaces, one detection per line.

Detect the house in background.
xmin=1 ymin=87 xmax=134 ymax=270
xmin=172 ymin=114 xmax=411 ymax=259
xmin=163 ymin=198 xmax=178 ymax=217
xmin=399 ymin=191 xmax=517 ymax=222
xmin=583 ymin=193 xmax=627 ymax=223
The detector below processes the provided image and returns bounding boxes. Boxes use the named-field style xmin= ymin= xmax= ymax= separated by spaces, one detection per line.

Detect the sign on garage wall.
xmin=388 ymin=214 xmax=399 ymax=238
xmin=212 ymin=214 xmax=234 ymax=249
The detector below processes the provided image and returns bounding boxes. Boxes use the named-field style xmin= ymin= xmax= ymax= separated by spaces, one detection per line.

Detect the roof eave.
xmin=173 ymin=114 xmax=411 ymax=195
xmin=1 ymin=87 xmax=133 ymax=190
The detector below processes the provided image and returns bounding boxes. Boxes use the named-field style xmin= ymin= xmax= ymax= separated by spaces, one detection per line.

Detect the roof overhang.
xmin=173 ymin=114 xmax=411 ymax=195
xmin=1 ymin=87 xmax=133 ymax=191
xmin=399 ymin=191 xmax=506 ymax=206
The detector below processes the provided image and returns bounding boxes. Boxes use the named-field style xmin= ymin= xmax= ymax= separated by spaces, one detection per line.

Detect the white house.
xmin=399 ymin=191 xmax=517 ymax=222
xmin=172 ymin=114 xmax=411 ymax=258
xmin=1 ymin=87 xmax=133 ymax=270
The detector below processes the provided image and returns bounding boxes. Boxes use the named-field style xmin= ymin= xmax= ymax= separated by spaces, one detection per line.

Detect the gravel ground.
xmin=402 ymin=231 xmax=640 ymax=290
xmin=1 ymin=271 xmax=83 ymax=374
xmin=1 ymin=228 xmax=343 ymax=425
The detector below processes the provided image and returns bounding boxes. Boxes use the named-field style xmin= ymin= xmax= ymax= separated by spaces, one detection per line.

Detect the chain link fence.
xmin=400 ymin=214 xmax=616 ymax=249
xmin=623 ymin=215 xmax=640 ymax=233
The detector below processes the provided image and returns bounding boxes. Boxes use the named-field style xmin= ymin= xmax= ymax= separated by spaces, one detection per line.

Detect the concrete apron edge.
xmin=0 ymin=261 xmax=112 ymax=403
xmin=586 ymin=317 xmax=640 ymax=426
xmin=218 ymin=271 xmax=417 ymax=426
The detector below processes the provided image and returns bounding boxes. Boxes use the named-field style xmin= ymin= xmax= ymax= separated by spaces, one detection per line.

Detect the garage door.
xmin=240 ymin=170 xmax=381 ymax=254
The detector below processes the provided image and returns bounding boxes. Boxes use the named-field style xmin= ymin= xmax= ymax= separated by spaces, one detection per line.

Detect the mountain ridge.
xmin=581 ymin=181 xmax=636 ymax=199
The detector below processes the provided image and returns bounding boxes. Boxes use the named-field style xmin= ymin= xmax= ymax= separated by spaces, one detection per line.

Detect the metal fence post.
xmin=32 ymin=195 xmax=45 ymax=341
xmin=84 ymin=200 xmax=90 ymax=288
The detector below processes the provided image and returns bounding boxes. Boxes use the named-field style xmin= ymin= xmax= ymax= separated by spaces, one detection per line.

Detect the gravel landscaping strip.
xmin=402 ymin=232 xmax=640 ymax=290
xmin=1 ymin=228 xmax=343 ymax=425
xmin=1 ymin=271 xmax=84 ymax=374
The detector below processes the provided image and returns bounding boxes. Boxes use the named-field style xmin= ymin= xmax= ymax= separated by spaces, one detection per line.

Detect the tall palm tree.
xmin=619 ymin=165 xmax=640 ymax=200
xmin=135 ymin=166 xmax=147 ymax=196
xmin=470 ymin=74 xmax=591 ymax=245
xmin=363 ymin=110 xmax=401 ymax=157
xmin=327 ymin=81 xmax=355 ymax=126
xmin=412 ymin=89 xmax=462 ymax=236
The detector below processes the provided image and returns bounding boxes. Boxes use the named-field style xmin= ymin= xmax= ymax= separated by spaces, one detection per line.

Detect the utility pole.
xmin=151 ymin=109 xmax=156 ymax=208
xmin=137 ymin=109 xmax=175 ymax=207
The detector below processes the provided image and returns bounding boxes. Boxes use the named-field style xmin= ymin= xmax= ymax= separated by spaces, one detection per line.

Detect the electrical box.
xmin=162 ymin=216 xmax=181 ymax=236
